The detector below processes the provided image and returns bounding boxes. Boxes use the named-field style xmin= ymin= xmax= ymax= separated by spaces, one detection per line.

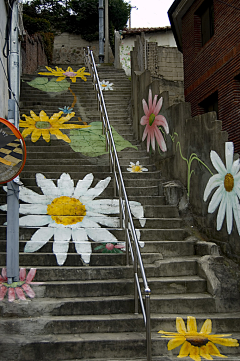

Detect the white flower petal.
xmin=72 ymin=228 xmax=91 ymax=264
xmin=217 ymin=192 xmax=227 ymax=231
xmin=129 ymin=201 xmax=146 ymax=227
xmin=231 ymin=159 xmax=240 ymax=176
xmin=81 ymin=177 xmax=111 ymax=202
xmin=208 ymin=184 xmax=224 ymax=213
xmin=53 ymin=228 xmax=71 ymax=265
xmin=74 ymin=173 xmax=94 ymax=199
xmin=24 ymin=227 xmax=54 ymax=252
xmin=80 ymin=216 xmax=100 ymax=228
xmin=36 ymin=173 xmax=60 ymax=197
xmin=87 ymin=212 xmax=120 ymax=227
xmin=87 ymin=199 xmax=119 ymax=214
xmin=233 ymin=195 xmax=240 ymax=235
xmin=0 ymin=205 xmax=7 ymax=212
xmin=86 ymin=228 xmax=118 ymax=243
xmin=226 ymin=193 xmax=233 ymax=234
xmin=19 ymin=204 xmax=48 ymax=215
xmin=19 ymin=186 xmax=52 ymax=204
xmin=225 ymin=142 xmax=234 ymax=172
xmin=210 ymin=150 xmax=226 ymax=176
xmin=203 ymin=174 xmax=223 ymax=201
xmin=19 ymin=215 xmax=51 ymax=227
xmin=57 ymin=173 xmax=74 ymax=196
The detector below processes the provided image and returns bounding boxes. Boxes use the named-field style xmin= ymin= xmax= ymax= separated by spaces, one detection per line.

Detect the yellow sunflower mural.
xmin=20 ymin=110 xmax=90 ymax=143
xmin=38 ymin=66 xmax=90 ymax=82
xmin=158 ymin=316 xmax=239 ymax=361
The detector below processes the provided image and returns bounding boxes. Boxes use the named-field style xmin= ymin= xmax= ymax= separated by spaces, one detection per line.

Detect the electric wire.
xmin=216 ymin=0 xmax=240 ymax=11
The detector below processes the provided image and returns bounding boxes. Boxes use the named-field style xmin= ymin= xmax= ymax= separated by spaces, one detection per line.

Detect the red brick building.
xmin=168 ymin=0 xmax=240 ymax=152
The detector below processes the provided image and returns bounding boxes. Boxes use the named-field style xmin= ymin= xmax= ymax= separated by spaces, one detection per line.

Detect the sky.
xmin=128 ymin=0 xmax=175 ymax=28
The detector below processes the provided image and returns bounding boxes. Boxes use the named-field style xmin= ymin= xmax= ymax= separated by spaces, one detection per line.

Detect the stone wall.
xmin=21 ymin=33 xmax=48 ymax=74
xmin=131 ymin=67 xmax=240 ymax=262
xmin=53 ymin=32 xmax=114 ymax=65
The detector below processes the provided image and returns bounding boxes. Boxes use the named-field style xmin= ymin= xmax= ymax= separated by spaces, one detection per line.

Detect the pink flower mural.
xmin=140 ymin=89 xmax=169 ymax=152
xmin=0 ymin=268 xmax=40 ymax=302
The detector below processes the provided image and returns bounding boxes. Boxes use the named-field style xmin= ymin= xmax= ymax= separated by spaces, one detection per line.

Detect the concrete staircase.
xmin=0 ymin=64 xmax=239 ymax=360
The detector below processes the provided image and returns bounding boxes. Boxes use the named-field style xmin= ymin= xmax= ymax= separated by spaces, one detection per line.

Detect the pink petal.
xmin=155 ymin=127 xmax=167 ymax=152
xmin=151 ymin=129 xmax=155 ymax=151
xmin=8 ymin=288 xmax=15 ymax=302
xmin=114 ymin=244 xmax=124 ymax=249
xmin=142 ymin=126 xmax=149 ymax=142
xmin=0 ymin=276 xmax=5 ymax=283
xmin=26 ymin=268 xmax=36 ymax=283
xmin=15 ymin=287 xmax=26 ymax=300
xmin=154 ymin=97 xmax=163 ymax=115
xmin=22 ymin=283 xmax=35 ymax=298
xmin=19 ymin=268 xmax=26 ymax=282
xmin=142 ymin=99 xmax=149 ymax=116
xmin=148 ymin=89 xmax=153 ymax=113
xmin=140 ymin=115 xmax=148 ymax=125
xmin=2 ymin=268 xmax=7 ymax=280
xmin=152 ymin=94 xmax=158 ymax=111
xmin=0 ymin=286 xmax=7 ymax=300
xmin=154 ymin=115 xmax=169 ymax=133
xmin=147 ymin=132 xmax=151 ymax=152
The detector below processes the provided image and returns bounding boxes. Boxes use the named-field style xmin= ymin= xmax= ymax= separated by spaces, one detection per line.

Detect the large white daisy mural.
xmin=0 ymin=173 xmax=146 ymax=266
xmin=204 ymin=142 xmax=240 ymax=235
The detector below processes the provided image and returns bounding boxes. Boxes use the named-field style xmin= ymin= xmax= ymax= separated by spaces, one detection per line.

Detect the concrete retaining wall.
xmin=21 ymin=33 xmax=48 ymax=74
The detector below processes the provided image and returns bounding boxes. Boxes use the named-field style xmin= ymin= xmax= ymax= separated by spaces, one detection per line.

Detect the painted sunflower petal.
xmin=199 ymin=345 xmax=213 ymax=360
xmin=31 ymin=129 xmax=42 ymax=142
xmin=200 ymin=319 xmax=212 ymax=334
xmin=208 ymin=336 xmax=239 ymax=347
xmin=41 ymin=130 xmax=51 ymax=142
xmin=189 ymin=345 xmax=201 ymax=361
xmin=178 ymin=340 xmax=191 ymax=357
xmin=176 ymin=317 xmax=187 ymax=334
xmin=21 ymin=127 xmax=34 ymax=138
xmin=205 ymin=341 xmax=228 ymax=357
xmin=50 ymin=129 xmax=71 ymax=143
xmin=167 ymin=336 xmax=185 ymax=350
xmin=187 ymin=316 xmax=197 ymax=333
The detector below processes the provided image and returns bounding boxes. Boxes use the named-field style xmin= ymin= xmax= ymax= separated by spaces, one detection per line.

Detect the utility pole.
xmin=7 ymin=0 xmax=20 ymax=283
xmin=104 ymin=0 xmax=109 ymax=63
xmin=99 ymin=0 xmax=104 ymax=63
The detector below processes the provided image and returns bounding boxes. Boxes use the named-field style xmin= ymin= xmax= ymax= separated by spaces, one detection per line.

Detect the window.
xmin=199 ymin=92 xmax=218 ymax=117
xmin=196 ymin=0 xmax=214 ymax=46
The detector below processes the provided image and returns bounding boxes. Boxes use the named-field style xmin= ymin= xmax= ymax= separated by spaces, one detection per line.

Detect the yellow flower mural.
xmin=20 ymin=110 xmax=90 ymax=143
xmin=38 ymin=66 xmax=90 ymax=82
xmin=158 ymin=316 xmax=239 ymax=361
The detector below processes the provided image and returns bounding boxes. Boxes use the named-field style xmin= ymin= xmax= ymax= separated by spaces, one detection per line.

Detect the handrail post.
xmin=145 ymin=287 xmax=152 ymax=361
xmin=134 ymin=243 xmax=138 ymax=314
xmin=125 ymin=207 xmax=129 ymax=266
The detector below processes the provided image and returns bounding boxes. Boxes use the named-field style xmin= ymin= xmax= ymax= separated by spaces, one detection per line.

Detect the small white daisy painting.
xmin=127 ymin=161 xmax=148 ymax=173
xmin=0 ymin=173 xmax=146 ymax=266
xmin=204 ymin=142 xmax=240 ymax=235
xmin=100 ymin=80 xmax=113 ymax=91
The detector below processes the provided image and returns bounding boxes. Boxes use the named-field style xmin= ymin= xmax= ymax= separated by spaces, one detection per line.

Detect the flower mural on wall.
xmin=0 ymin=173 xmax=146 ymax=266
xmin=20 ymin=110 xmax=90 ymax=143
xmin=58 ymin=106 xmax=73 ymax=114
xmin=140 ymin=89 xmax=169 ymax=152
xmin=95 ymin=242 xmax=125 ymax=254
xmin=204 ymin=142 xmax=240 ymax=235
xmin=38 ymin=66 xmax=90 ymax=82
xmin=0 ymin=268 xmax=40 ymax=302
xmin=158 ymin=316 xmax=239 ymax=360
xmin=127 ymin=161 xmax=148 ymax=173
xmin=99 ymin=80 xmax=113 ymax=91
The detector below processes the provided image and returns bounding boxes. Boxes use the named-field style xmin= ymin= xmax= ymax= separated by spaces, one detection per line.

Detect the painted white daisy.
xmin=100 ymin=80 xmax=113 ymax=91
xmin=127 ymin=161 xmax=148 ymax=173
xmin=0 ymin=173 xmax=146 ymax=266
xmin=204 ymin=142 xmax=240 ymax=235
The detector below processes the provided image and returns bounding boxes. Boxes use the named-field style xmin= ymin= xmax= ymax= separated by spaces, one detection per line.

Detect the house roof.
xmin=121 ymin=26 xmax=172 ymax=36
xmin=168 ymin=0 xmax=195 ymax=52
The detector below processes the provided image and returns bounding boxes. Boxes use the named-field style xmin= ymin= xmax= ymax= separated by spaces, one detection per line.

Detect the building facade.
xmin=169 ymin=0 xmax=240 ymax=152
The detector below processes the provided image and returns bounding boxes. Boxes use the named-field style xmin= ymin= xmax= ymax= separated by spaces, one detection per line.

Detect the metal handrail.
xmin=84 ymin=47 xmax=152 ymax=361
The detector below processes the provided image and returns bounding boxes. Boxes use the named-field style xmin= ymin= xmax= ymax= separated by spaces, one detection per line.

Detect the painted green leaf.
xmin=27 ymin=77 xmax=70 ymax=93
xmin=69 ymin=121 xmax=137 ymax=157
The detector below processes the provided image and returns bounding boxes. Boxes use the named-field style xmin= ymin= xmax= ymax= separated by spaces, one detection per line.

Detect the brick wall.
xmin=21 ymin=33 xmax=48 ymax=74
xmin=182 ymin=0 xmax=240 ymax=152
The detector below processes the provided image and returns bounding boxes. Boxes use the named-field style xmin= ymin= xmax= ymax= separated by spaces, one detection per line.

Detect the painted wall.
xmin=0 ymin=0 xmax=8 ymax=119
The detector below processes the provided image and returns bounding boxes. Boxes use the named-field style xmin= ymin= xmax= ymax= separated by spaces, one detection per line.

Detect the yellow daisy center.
xmin=224 ymin=173 xmax=234 ymax=192
xmin=132 ymin=165 xmax=142 ymax=172
xmin=101 ymin=84 xmax=107 ymax=87
xmin=186 ymin=335 xmax=209 ymax=347
xmin=47 ymin=196 xmax=86 ymax=226
xmin=35 ymin=121 xmax=51 ymax=129
xmin=149 ymin=113 xmax=155 ymax=126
